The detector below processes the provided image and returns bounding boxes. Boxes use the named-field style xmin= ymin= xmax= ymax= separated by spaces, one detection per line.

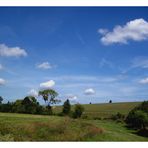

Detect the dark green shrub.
xmin=62 ymin=99 xmax=71 ymax=115
xmin=126 ymin=110 xmax=148 ymax=129
xmin=72 ymin=104 xmax=84 ymax=118
xmin=111 ymin=112 xmax=125 ymax=121
xmin=126 ymin=101 xmax=148 ymax=131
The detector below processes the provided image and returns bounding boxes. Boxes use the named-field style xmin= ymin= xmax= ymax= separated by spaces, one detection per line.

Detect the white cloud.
xmin=65 ymin=94 xmax=78 ymax=100
xmin=139 ymin=77 xmax=148 ymax=84
xmin=37 ymin=62 xmax=53 ymax=70
xmin=98 ymin=28 xmax=108 ymax=35
xmin=40 ymin=80 xmax=55 ymax=89
xmin=0 ymin=78 xmax=6 ymax=85
xmin=27 ymin=89 xmax=38 ymax=97
xmin=0 ymin=44 xmax=27 ymax=57
xmin=99 ymin=18 xmax=148 ymax=45
xmin=84 ymin=88 xmax=95 ymax=95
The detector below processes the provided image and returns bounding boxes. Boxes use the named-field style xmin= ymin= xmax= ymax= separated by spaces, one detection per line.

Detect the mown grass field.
xmin=54 ymin=102 xmax=141 ymax=119
xmin=0 ymin=102 xmax=147 ymax=141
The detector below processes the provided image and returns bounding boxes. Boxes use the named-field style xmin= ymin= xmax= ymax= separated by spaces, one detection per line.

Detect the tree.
xmin=39 ymin=89 xmax=59 ymax=115
xmin=22 ymin=96 xmax=38 ymax=114
xmin=73 ymin=104 xmax=84 ymax=118
xmin=109 ymin=100 xmax=112 ymax=103
xmin=39 ymin=89 xmax=59 ymax=105
xmin=62 ymin=99 xmax=71 ymax=115
xmin=0 ymin=96 xmax=3 ymax=104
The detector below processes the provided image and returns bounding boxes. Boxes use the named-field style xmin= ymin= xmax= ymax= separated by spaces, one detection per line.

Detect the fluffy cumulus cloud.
xmin=40 ymin=80 xmax=55 ymax=89
xmin=0 ymin=44 xmax=27 ymax=57
xmin=98 ymin=18 xmax=148 ymax=45
xmin=84 ymin=88 xmax=95 ymax=95
xmin=27 ymin=89 xmax=38 ymax=97
xmin=139 ymin=77 xmax=148 ymax=84
xmin=37 ymin=62 xmax=53 ymax=70
xmin=0 ymin=78 xmax=6 ymax=85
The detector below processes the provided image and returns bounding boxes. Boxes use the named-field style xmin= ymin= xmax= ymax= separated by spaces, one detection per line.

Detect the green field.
xmin=54 ymin=102 xmax=141 ymax=119
xmin=0 ymin=102 xmax=147 ymax=141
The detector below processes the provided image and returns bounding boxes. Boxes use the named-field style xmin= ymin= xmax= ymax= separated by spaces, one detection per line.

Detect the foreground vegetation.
xmin=0 ymin=112 xmax=147 ymax=141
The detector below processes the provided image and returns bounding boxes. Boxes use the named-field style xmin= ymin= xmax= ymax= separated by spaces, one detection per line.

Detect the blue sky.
xmin=0 ymin=7 xmax=148 ymax=104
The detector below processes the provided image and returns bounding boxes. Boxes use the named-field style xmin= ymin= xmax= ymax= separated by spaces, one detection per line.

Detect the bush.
xmin=111 ymin=112 xmax=125 ymax=121
xmin=62 ymin=99 xmax=71 ymax=115
xmin=126 ymin=110 xmax=148 ymax=129
xmin=126 ymin=101 xmax=148 ymax=130
xmin=72 ymin=104 xmax=84 ymax=118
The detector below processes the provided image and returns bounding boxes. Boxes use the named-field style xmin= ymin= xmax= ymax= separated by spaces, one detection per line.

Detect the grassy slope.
xmin=54 ymin=102 xmax=141 ymax=118
xmin=0 ymin=112 xmax=147 ymax=141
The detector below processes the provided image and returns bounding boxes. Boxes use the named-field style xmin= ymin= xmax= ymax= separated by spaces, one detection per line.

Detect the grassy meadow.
xmin=54 ymin=102 xmax=141 ymax=119
xmin=0 ymin=102 xmax=147 ymax=141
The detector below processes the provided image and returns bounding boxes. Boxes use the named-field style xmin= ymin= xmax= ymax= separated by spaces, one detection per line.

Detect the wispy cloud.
xmin=99 ymin=58 xmax=114 ymax=68
xmin=0 ymin=64 xmax=3 ymax=70
xmin=98 ymin=18 xmax=148 ymax=45
xmin=0 ymin=44 xmax=27 ymax=57
xmin=139 ymin=77 xmax=148 ymax=84
xmin=131 ymin=56 xmax=148 ymax=69
xmin=0 ymin=78 xmax=6 ymax=85
xmin=76 ymin=32 xmax=86 ymax=45
xmin=36 ymin=62 xmax=56 ymax=70
xmin=119 ymin=56 xmax=148 ymax=74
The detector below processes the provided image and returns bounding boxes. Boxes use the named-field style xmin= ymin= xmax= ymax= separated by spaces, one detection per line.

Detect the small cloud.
xmin=139 ymin=77 xmax=148 ymax=84
xmin=98 ymin=28 xmax=108 ymax=35
xmin=98 ymin=18 xmax=148 ymax=45
xmin=40 ymin=80 xmax=55 ymax=89
xmin=0 ymin=44 xmax=27 ymax=57
xmin=84 ymin=88 xmax=95 ymax=95
xmin=27 ymin=89 xmax=38 ymax=97
xmin=37 ymin=62 xmax=55 ymax=70
xmin=0 ymin=78 xmax=6 ymax=85
xmin=66 ymin=94 xmax=78 ymax=100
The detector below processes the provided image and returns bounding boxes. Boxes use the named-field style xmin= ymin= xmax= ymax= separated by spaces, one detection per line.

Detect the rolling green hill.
xmin=54 ymin=102 xmax=141 ymax=119
xmin=0 ymin=101 xmax=147 ymax=141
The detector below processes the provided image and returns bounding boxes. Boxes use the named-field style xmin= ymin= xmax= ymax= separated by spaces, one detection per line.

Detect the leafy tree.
xmin=73 ymin=104 xmax=84 ymax=118
xmin=22 ymin=96 xmax=38 ymax=114
xmin=39 ymin=89 xmax=59 ymax=115
xmin=38 ymin=89 xmax=59 ymax=105
xmin=0 ymin=96 xmax=3 ymax=104
xmin=62 ymin=99 xmax=71 ymax=115
xmin=12 ymin=100 xmax=25 ymax=113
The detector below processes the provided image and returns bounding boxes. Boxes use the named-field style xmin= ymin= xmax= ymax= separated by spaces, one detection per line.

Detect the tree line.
xmin=0 ymin=89 xmax=84 ymax=118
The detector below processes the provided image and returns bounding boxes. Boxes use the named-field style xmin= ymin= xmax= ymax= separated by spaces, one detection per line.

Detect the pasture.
xmin=0 ymin=102 xmax=147 ymax=141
